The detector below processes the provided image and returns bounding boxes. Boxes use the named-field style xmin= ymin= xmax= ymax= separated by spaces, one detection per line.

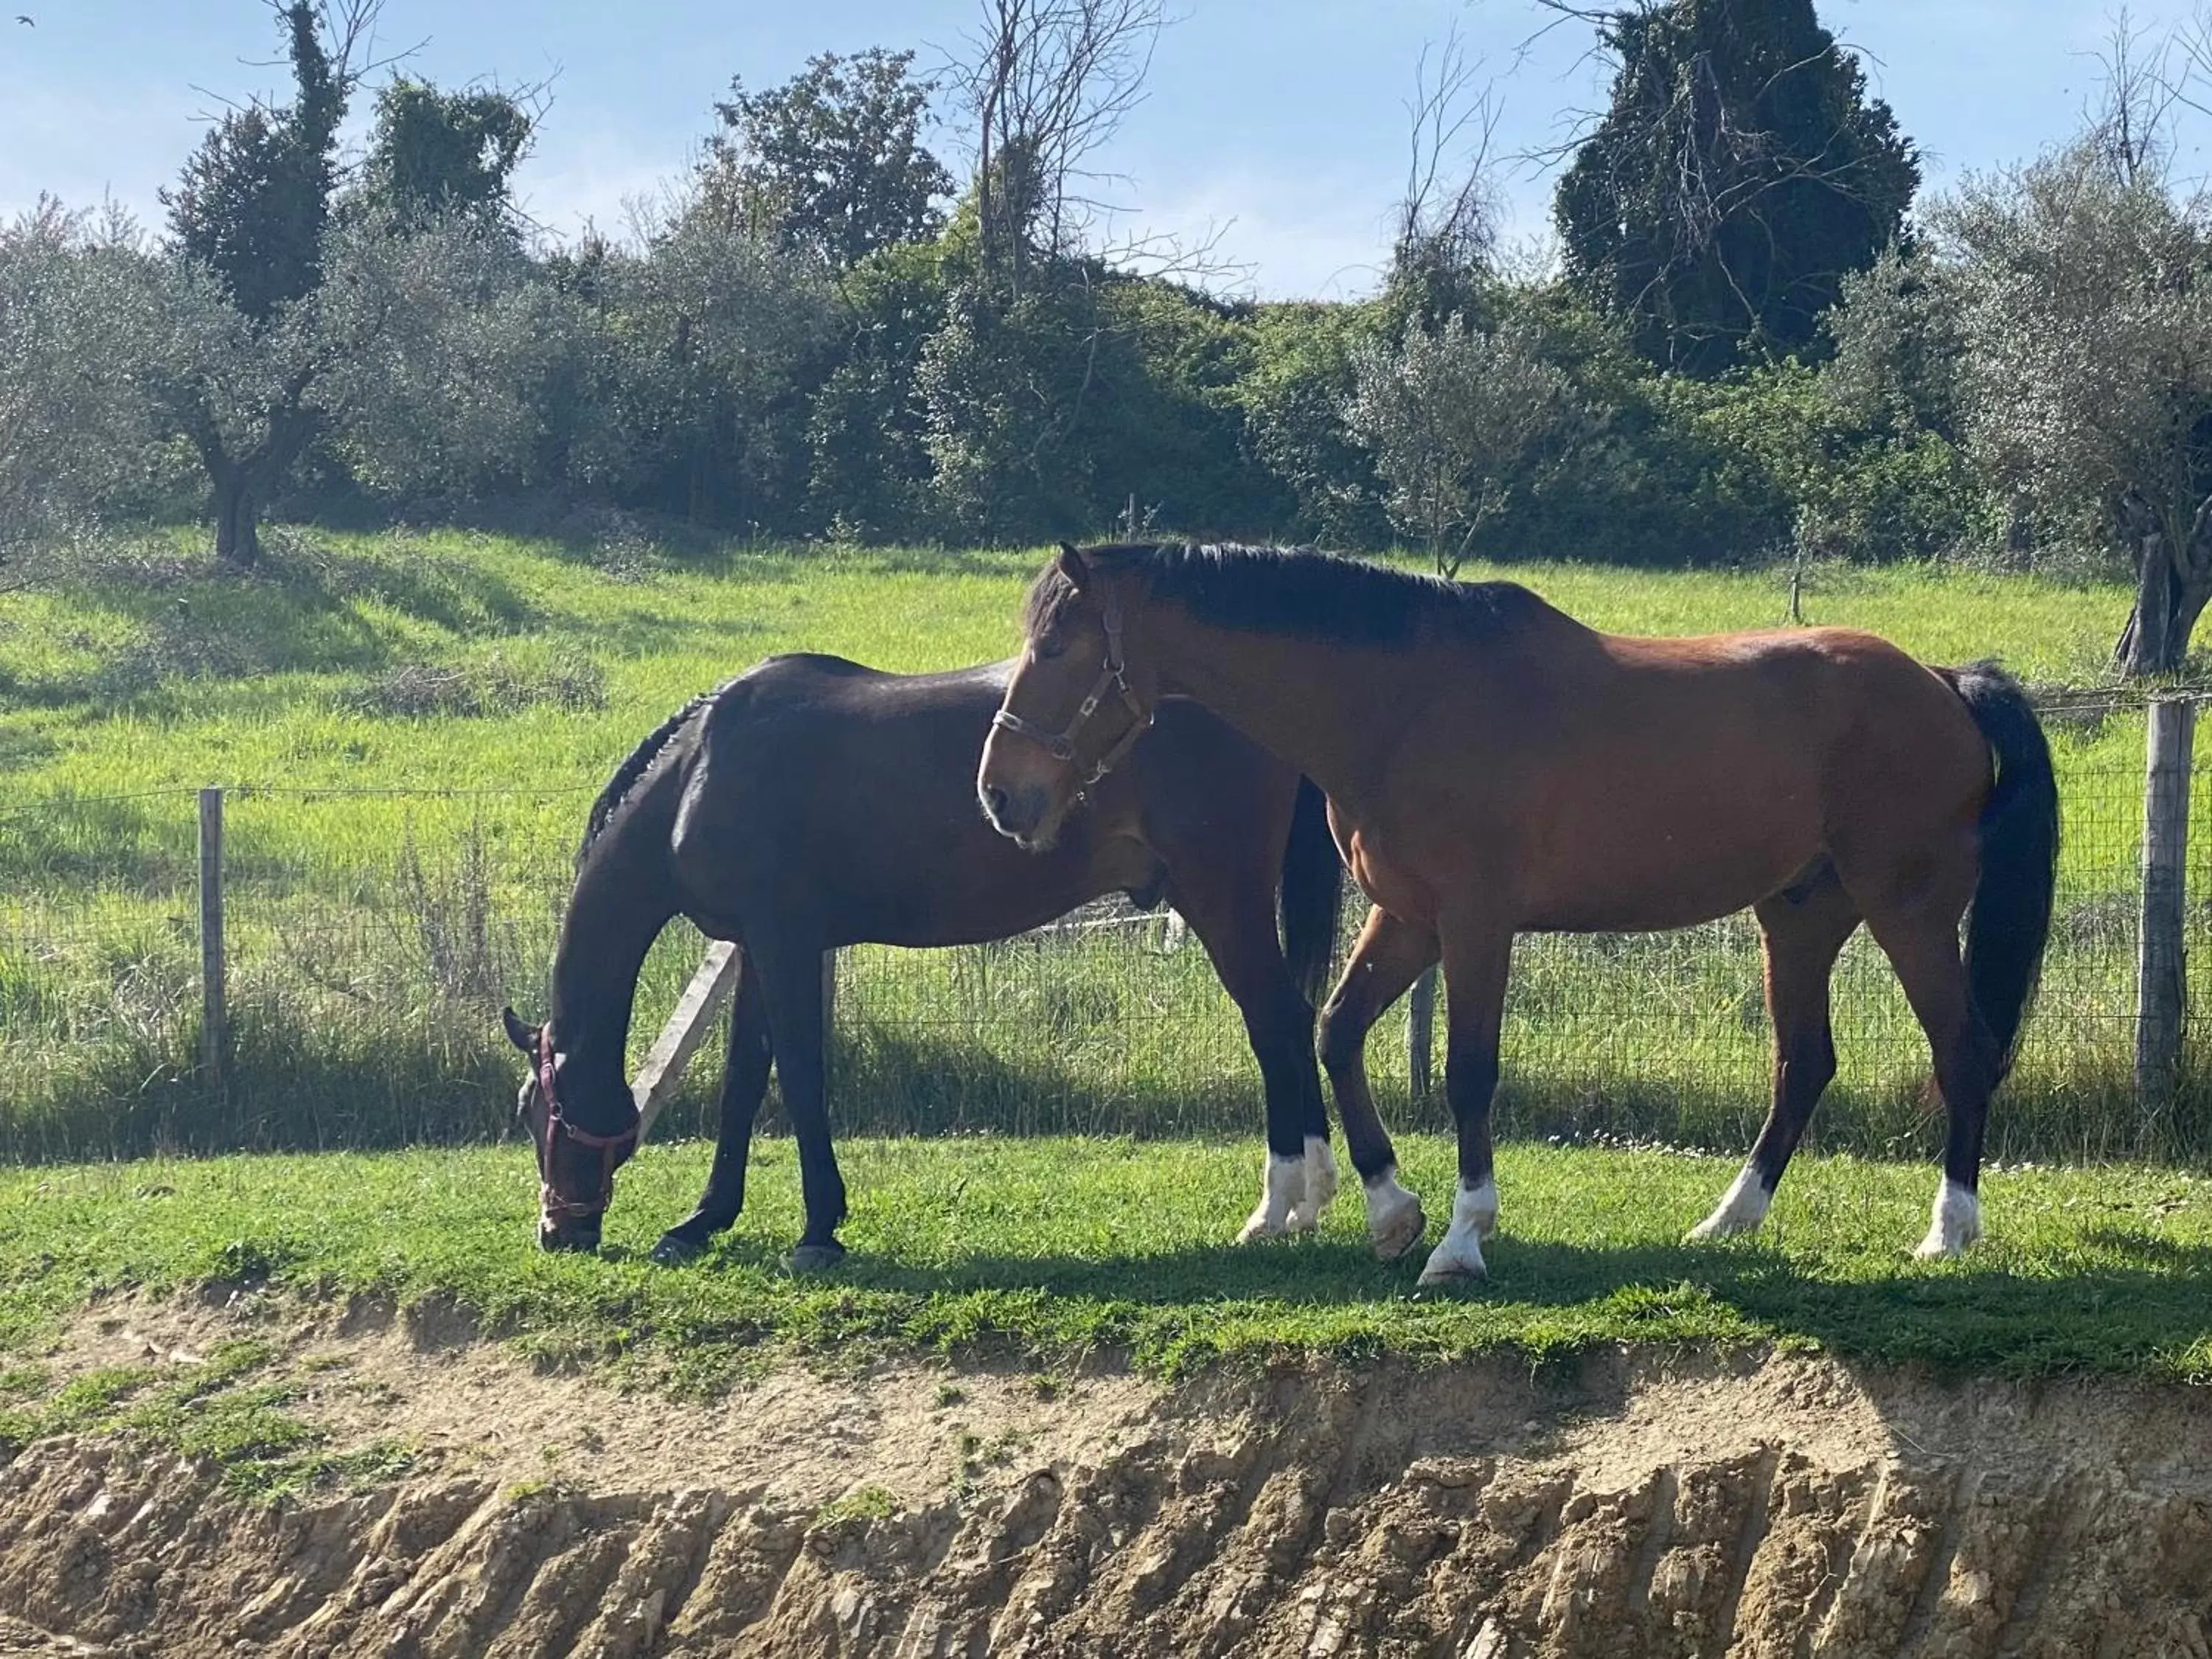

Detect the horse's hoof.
xmin=1416 ymin=1258 xmax=1487 ymax=1290
xmin=1371 ymin=1200 xmax=1427 ymax=1262
xmin=1235 ymin=1214 xmax=1276 ymax=1245
xmin=651 ymin=1233 xmax=706 ymax=1267
xmin=788 ymin=1242 xmax=846 ymax=1274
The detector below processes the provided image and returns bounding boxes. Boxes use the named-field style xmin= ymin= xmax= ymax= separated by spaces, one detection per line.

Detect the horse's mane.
xmin=1028 ymin=542 xmax=1545 ymax=647
xmin=578 ymin=680 xmax=737 ymax=865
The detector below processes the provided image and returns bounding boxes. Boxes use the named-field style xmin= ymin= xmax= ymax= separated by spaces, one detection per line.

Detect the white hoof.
xmin=1287 ymin=1135 xmax=1339 ymax=1231
xmin=1913 ymin=1178 xmax=1982 ymax=1259
xmin=1686 ymin=1164 xmax=1773 ymax=1242
xmin=1237 ymin=1152 xmax=1308 ymax=1243
xmin=1365 ymin=1169 xmax=1427 ymax=1260
xmin=1416 ymin=1179 xmax=1495 ymax=1285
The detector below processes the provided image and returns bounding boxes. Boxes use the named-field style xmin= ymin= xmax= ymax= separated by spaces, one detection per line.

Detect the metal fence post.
xmin=1407 ymin=964 xmax=1437 ymax=1100
xmin=2136 ymin=697 xmax=2196 ymax=1113
xmin=198 ymin=786 xmax=226 ymax=1086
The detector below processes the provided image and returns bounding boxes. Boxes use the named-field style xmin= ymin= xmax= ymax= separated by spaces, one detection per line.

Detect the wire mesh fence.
xmin=1 ymin=706 xmax=2210 ymax=1164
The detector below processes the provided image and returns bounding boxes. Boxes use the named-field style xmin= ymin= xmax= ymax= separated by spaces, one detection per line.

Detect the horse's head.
xmin=978 ymin=542 xmax=1158 ymax=851
xmin=501 ymin=1006 xmax=639 ymax=1253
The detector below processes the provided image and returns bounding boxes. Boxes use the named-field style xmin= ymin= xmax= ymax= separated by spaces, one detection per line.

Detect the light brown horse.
xmin=979 ymin=543 xmax=2059 ymax=1285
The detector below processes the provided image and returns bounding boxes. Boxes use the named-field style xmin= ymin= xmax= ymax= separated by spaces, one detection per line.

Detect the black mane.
xmin=577 ymin=679 xmax=737 ymax=865
xmin=1029 ymin=542 xmax=1546 ymax=646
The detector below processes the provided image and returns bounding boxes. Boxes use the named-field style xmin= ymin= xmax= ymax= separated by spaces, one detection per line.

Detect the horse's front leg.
xmin=1317 ymin=905 xmax=1437 ymax=1260
xmin=653 ymin=953 xmax=772 ymax=1265
xmin=1419 ymin=916 xmax=1514 ymax=1287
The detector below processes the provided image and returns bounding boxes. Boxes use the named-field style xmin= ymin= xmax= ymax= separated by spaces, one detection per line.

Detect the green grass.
xmin=0 ymin=525 xmax=2200 ymax=1161
xmin=0 ymin=530 xmax=2147 ymax=807
xmin=4 ymin=1138 xmax=2209 ymax=1394
xmin=0 ymin=1331 xmax=415 ymax=1501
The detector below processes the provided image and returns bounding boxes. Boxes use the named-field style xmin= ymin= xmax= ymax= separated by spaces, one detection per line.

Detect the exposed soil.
xmin=2 ymin=1297 xmax=2210 ymax=1657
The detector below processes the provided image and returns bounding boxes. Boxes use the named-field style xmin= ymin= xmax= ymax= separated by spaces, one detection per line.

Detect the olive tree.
xmin=1936 ymin=143 xmax=2212 ymax=674
xmin=0 ymin=200 xmax=166 ymax=577
xmin=147 ymin=210 xmax=532 ymax=556
xmin=1342 ymin=314 xmax=1579 ymax=576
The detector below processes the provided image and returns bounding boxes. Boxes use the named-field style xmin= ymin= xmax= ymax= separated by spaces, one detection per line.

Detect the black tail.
xmin=1279 ymin=776 xmax=1345 ymax=1006
xmin=1951 ymin=661 xmax=2061 ymax=1074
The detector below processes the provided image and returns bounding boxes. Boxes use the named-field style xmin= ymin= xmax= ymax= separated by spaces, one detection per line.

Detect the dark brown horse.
xmin=981 ymin=543 xmax=2059 ymax=1284
xmin=503 ymin=651 xmax=1345 ymax=1267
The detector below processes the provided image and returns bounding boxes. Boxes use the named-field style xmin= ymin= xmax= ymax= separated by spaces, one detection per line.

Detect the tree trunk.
xmin=211 ymin=466 xmax=260 ymax=569
xmin=2116 ymin=491 xmax=2212 ymax=678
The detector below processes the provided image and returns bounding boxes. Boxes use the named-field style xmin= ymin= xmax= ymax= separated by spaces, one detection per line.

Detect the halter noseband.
xmin=991 ymin=588 xmax=1154 ymax=792
xmin=529 ymin=1025 xmax=639 ymax=1227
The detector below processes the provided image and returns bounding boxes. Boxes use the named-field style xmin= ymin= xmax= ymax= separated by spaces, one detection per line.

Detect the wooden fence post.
xmin=627 ymin=945 xmax=839 ymax=1143
xmin=198 ymin=786 xmax=226 ymax=1086
xmin=630 ymin=940 xmax=741 ymax=1141
xmin=1407 ymin=964 xmax=1438 ymax=1101
xmin=2136 ymin=696 xmax=2196 ymax=1113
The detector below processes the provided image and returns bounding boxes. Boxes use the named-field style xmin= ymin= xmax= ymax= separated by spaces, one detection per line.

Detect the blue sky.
xmin=3 ymin=1 xmax=2205 ymax=299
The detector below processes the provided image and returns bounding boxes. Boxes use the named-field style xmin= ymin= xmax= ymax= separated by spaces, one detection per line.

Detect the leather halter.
xmin=529 ymin=1024 xmax=638 ymax=1227
xmin=991 ymin=588 xmax=1154 ymax=791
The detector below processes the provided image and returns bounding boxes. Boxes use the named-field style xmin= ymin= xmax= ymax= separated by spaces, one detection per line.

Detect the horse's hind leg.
xmin=748 ymin=931 xmax=849 ymax=1270
xmin=1172 ymin=880 xmax=1335 ymax=1241
xmin=1689 ymin=874 xmax=1859 ymax=1242
xmin=653 ymin=955 xmax=773 ymax=1265
xmin=1318 ymin=905 xmax=1437 ymax=1260
xmin=1863 ymin=894 xmax=1999 ymax=1257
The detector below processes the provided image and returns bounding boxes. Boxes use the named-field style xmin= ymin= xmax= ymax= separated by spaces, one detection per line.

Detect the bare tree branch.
xmin=947 ymin=0 xmax=1165 ymax=282
xmin=1395 ymin=27 xmax=1503 ymax=290
xmin=2082 ymin=7 xmax=2185 ymax=187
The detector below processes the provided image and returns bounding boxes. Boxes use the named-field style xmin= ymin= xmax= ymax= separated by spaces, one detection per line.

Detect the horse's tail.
xmin=1949 ymin=661 xmax=2061 ymax=1075
xmin=1279 ymin=776 xmax=1345 ymax=1006
xmin=579 ymin=680 xmax=734 ymax=866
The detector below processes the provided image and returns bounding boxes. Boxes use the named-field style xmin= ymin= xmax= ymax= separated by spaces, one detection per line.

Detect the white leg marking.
xmin=1237 ymin=1152 xmax=1307 ymax=1243
xmin=1417 ymin=1178 xmax=1497 ymax=1286
xmin=1687 ymin=1164 xmax=1773 ymax=1242
xmin=1287 ymin=1135 xmax=1340 ymax=1231
xmin=1914 ymin=1177 xmax=1983 ymax=1259
xmin=1364 ymin=1167 xmax=1427 ymax=1261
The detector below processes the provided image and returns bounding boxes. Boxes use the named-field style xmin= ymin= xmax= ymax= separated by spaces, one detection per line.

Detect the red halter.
xmin=529 ymin=1024 xmax=639 ymax=1227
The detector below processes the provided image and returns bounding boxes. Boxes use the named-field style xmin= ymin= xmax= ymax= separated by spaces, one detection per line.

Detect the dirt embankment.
xmin=0 ymin=1301 xmax=2208 ymax=1657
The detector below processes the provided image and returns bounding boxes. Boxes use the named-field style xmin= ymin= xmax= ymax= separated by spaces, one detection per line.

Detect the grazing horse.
xmin=980 ymin=543 xmax=2059 ymax=1286
xmin=502 ymin=651 xmax=1346 ymax=1267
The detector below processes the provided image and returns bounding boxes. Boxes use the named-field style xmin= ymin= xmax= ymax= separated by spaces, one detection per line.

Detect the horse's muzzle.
xmin=539 ymin=1217 xmax=602 ymax=1253
xmin=981 ymin=782 xmax=1051 ymax=846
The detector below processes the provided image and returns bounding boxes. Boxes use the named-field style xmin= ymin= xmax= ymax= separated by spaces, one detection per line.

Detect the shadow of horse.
xmin=658 ymin=1222 xmax=2212 ymax=1377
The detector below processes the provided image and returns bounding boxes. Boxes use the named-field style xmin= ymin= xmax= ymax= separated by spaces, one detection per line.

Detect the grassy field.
xmin=0 ymin=525 xmax=2202 ymax=1161
xmin=2 ymin=1138 xmax=2208 ymax=1401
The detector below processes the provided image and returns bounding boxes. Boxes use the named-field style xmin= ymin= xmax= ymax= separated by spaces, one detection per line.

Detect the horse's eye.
xmin=1036 ymin=632 xmax=1067 ymax=661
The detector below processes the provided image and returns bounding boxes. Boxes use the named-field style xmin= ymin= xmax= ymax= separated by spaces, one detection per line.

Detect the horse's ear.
xmin=1055 ymin=541 xmax=1090 ymax=592
xmin=501 ymin=1006 xmax=536 ymax=1053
